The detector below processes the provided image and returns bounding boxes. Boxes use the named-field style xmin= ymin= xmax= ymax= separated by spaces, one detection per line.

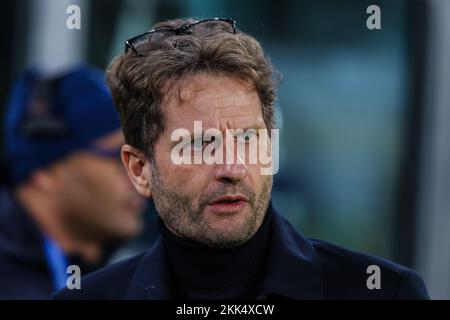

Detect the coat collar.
xmin=258 ymin=204 xmax=323 ymax=299
xmin=125 ymin=239 xmax=175 ymax=299
xmin=125 ymin=203 xmax=323 ymax=299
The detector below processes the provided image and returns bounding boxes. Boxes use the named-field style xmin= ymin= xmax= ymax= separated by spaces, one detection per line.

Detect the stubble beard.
xmin=151 ymin=163 xmax=273 ymax=248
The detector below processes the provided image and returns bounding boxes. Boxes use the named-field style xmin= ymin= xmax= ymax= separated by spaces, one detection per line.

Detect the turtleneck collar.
xmin=158 ymin=207 xmax=273 ymax=292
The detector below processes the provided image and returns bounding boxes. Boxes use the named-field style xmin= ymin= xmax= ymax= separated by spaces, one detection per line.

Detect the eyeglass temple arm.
xmin=125 ymin=41 xmax=145 ymax=57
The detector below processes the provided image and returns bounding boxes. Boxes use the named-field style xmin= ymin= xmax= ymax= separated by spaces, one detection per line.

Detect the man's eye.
xmin=244 ymin=131 xmax=255 ymax=141
xmin=190 ymin=138 xmax=204 ymax=150
xmin=234 ymin=130 xmax=257 ymax=142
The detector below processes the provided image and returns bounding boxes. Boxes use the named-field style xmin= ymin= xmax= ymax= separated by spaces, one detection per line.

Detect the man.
xmin=55 ymin=18 xmax=429 ymax=299
xmin=0 ymin=66 xmax=145 ymax=299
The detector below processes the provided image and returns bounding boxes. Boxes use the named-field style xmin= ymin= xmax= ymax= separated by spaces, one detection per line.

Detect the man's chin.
xmin=199 ymin=208 xmax=259 ymax=248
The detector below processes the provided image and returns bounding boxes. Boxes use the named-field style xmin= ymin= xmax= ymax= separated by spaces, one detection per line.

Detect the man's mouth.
xmin=207 ymin=195 xmax=249 ymax=213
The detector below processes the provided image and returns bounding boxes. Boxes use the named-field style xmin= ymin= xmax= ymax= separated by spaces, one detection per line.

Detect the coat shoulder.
xmin=308 ymin=238 xmax=429 ymax=299
xmin=53 ymin=253 xmax=144 ymax=300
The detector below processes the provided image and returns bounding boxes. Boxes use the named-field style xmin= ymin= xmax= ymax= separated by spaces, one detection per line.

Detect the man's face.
xmin=54 ymin=130 xmax=145 ymax=240
xmin=146 ymin=73 xmax=273 ymax=248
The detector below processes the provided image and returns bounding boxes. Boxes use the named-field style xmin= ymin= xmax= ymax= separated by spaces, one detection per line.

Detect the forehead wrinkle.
xmin=194 ymin=90 xmax=255 ymax=107
xmin=163 ymin=72 xmax=258 ymax=110
xmin=201 ymin=113 xmax=265 ymax=133
xmin=191 ymin=97 xmax=261 ymax=127
xmin=170 ymin=100 xmax=264 ymax=132
xmin=162 ymin=74 xmax=264 ymax=131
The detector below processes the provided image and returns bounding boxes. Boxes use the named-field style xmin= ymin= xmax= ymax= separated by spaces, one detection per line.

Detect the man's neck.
xmin=158 ymin=208 xmax=273 ymax=298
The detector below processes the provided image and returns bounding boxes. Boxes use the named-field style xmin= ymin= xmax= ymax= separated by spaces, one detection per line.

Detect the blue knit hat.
xmin=4 ymin=65 xmax=121 ymax=184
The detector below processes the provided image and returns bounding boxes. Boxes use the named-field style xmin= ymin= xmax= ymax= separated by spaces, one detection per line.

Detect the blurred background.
xmin=0 ymin=0 xmax=449 ymax=299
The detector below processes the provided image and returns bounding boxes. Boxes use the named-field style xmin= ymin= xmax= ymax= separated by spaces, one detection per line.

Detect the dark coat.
xmin=0 ymin=191 xmax=54 ymax=299
xmin=53 ymin=204 xmax=429 ymax=300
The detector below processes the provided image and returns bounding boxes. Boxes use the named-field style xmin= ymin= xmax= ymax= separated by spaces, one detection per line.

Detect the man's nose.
xmin=211 ymin=134 xmax=249 ymax=183
xmin=213 ymin=162 xmax=248 ymax=184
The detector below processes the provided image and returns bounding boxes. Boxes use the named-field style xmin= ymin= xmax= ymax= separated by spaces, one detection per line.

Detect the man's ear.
xmin=121 ymin=144 xmax=152 ymax=198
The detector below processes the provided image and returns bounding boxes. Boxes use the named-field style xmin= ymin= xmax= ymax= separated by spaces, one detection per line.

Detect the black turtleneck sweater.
xmin=158 ymin=208 xmax=273 ymax=300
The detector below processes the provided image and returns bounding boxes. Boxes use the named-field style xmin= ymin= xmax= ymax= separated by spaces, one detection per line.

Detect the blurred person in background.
xmin=0 ymin=65 xmax=145 ymax=299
